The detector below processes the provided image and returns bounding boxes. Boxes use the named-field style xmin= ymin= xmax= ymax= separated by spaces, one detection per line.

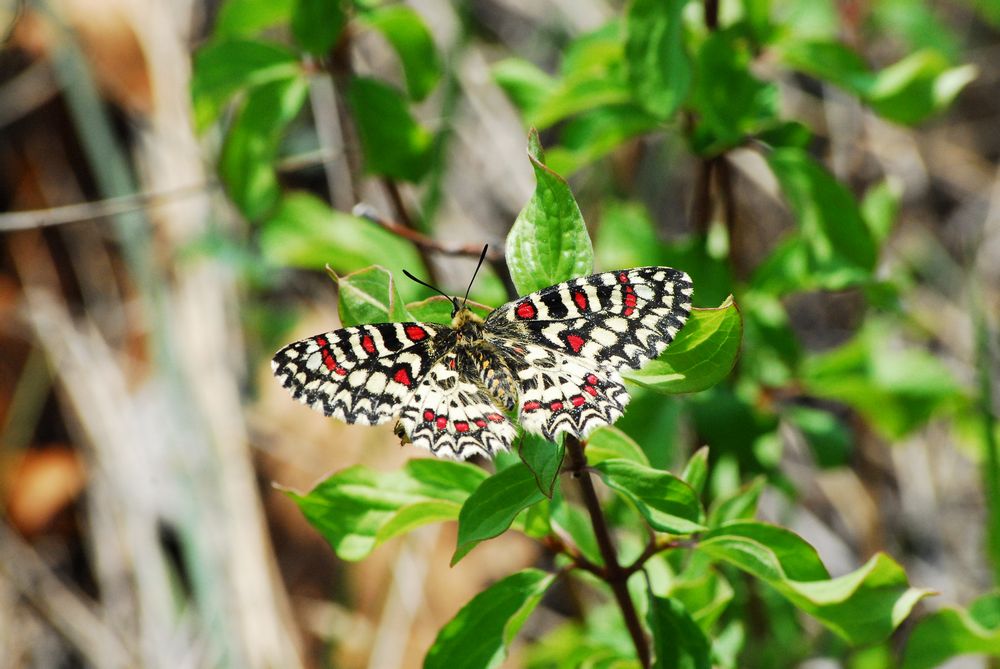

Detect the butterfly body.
xmin=273 ymin=267 xmax=692 ymax=460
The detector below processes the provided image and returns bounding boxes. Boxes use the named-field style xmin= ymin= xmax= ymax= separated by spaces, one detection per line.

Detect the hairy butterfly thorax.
xmin=272 ymin=246 xmax=693 ymax=460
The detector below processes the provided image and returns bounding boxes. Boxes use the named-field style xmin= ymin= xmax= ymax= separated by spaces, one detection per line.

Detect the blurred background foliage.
xmin=1 ymin=0 xmax=999 ymax=667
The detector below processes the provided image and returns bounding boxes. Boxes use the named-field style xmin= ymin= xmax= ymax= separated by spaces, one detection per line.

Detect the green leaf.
xmin=519 ymin=434 xmax=565 ymax=498
xmin=452 ymin=463 xmax=546 ymax=564
xmin=506 ymin=130 xmax=594 ymax=295
xmin=586 ymin=427 xmax=650 ymax=466
xmin=347 ymin=77 xmax=433 ymax=182
xmin=698 ymin=521 xmax=931 ymax=644
xmin=623 ymin=296 xmax=742 ymax=394
xmin=681 ymin=447 xmax=709 ymax=495
xmin=362 ymin=5 xmax=441 ymax=101
xmin=219 ymin=76 xmax=309 ymax=221
xmin=213 ymin=0 xmax=294 ymax=39
xmin=191 ymin=39 xmax=302 ymax=131
xmin=290 ymin=459 xmax=487 ymax=561
xmin=706 ymin=476 xmax=764 ymax=527
xmin=625 ymin=0 xmax=692 ymax=120
xmin=404 ymin=296 xmax=492 ymax=325
xmin=335 ymin=266 xmax=412 ymax=327
xmin=492 ymin=58 xmax=557 ymax=117
xmin=767 ymin=148 xmax=877 ymax=284
xmin=647 ymin=594 xmax=711 ymax=669
xmin=778 ymin=41 xmax=976 ymax=125
xmin=901 ymin=592 xmax=1000 ymax=669
xmin=690 ymin=30 xmax=779 ymax=153
xmin=425 ymin=568 xmax=556 ymax=669
xmin=292 ymin=0 xmax=348 ymax=55
xmin=261 ymin=192 xmax=424 ymax=278
xmin=593 ymin=459 xmax=705 ymax=534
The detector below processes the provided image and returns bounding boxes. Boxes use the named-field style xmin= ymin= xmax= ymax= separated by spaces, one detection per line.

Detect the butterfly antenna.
xmin=402 ymin=269 xmax=458 ymax=310
xmin=462 ymin=244 xmax=489 ymax=309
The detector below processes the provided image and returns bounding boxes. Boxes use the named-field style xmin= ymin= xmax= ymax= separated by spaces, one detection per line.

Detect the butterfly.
xmin=272 ymin=249 xmax=692 ymax=460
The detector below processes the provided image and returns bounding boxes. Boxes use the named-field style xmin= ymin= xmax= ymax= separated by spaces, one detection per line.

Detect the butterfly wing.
xmin=484 ymin=267 xmax=693 ymax=440
xmin=272 ymin=321 xmax=449 ymax=425
xmin=397 ymin=351 xmax=517 ymax=459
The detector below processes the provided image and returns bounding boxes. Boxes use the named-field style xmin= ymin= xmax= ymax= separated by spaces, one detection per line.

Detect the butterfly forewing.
xmin=272 ymin=266 xmax=692 ymax=459
xmin=271 ymin=321 xmax=448 ymax=425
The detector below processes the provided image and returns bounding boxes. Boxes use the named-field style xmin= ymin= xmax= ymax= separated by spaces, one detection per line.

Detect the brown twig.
xmin=564 ymin=436 xmax=651 ymax=668
xmin=353 ymin=204 xmax=504 ymax=261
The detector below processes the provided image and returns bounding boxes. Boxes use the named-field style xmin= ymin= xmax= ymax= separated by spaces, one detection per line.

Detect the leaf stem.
xmin=564 ymin=436 xmax=651 ymax=668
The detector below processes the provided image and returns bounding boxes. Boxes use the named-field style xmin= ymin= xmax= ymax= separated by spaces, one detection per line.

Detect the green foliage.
xmin=191 ymin=0 xmax=986 ymax=664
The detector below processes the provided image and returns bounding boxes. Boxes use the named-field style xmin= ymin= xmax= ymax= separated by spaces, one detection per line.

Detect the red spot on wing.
xmin=522 ymin=401 xmax=541 ymax=412
xmin=586 ymin=374 xmax=599 ymax=385
xmin=624 ymin=307 xmax=635 ymax=316
xmin=474 ymin=419 xmax=487 ymax=428
xmin=618 ymin=272 xmax=629 ymax=284
xmin=566 ymin=334 xmax=585 ymax=353
xmin=315 ymin=336 xmax=347 ymax=375
xmin=487 ymin=413 xmax=504 ymax=423
xmin=454 ymin=421 xmax=469 ymax=433
xmin=516 ymin=301 xmax=537 ymax=319
xmin=423 ymin=409 xmax=434 ymax=421
xmin=361 ymin=335 xmax=376 ymax=355
xmin=549 ymin=401 xmax=563 ymax=411
xmin=584 ymin=385 xmax=598 ymax=397
xmin=573 ymin=290 xmax=588 ymax=310
xmin=435 ymin=416 xmax=448 ymax=430
xmin=405 ymin=325 xmax=427 ymax=342
xmin=571 ymin=395 xmax=586 ymax=407
xmin=393 ymin=368 xmax=412 ymax=386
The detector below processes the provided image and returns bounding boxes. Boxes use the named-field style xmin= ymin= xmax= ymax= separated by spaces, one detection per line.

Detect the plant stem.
xmin=564 ymin=436 xmax=651 ymax=668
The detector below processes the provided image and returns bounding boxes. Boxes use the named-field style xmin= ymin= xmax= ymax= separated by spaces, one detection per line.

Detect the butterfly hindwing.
xmin=397 ymin=352 xmax=517 ymax=459
xmin=484 ymin=266 xmax=693 ymax=370
xmin=490 ymin=338 xmax=629 ymax=441
xmin=271 ymin=321 xmax=448 ymax=425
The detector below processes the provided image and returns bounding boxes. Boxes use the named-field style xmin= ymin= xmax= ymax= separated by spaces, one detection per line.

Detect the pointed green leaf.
xmin=698 ymin=521 xmax=931 ymax=644
xmin=290 ymin=459 xmax=487 ymax=561
xmin=219 ymin=75 xmax=309 ymax=221
xmin=593 ymin=459 xmax=705 ymax=534
xmin=424 ymin=569 xmax=556 ymax=669
xmin=681 ymin=447 xmax=710 ymax=495
xmin=625 ymin=0 xmax=692 ymax=120
xmin=901 ymin=592 xmax=1000 ymax=669
xmin=362 ymin=5 xmax=441 ymax=101
xmin=492 ymin=58 xmax=557 ymax=117
xmin=335 ymin=266 xmax=412 ymax=326
xmin=452 ymin=463 xmax=546 ymax=564
xmin=551 ymin=484 xmax=603 ymax=566
xmin=647 ymin=594 xmax=711 ymax=669
xmin=768 ymin=148 xmax=877 ymax=284
xmin=506 ymin=130 xmax=594 ymax=295
xmin=623 ymin=297 xmax=742 ymax=394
